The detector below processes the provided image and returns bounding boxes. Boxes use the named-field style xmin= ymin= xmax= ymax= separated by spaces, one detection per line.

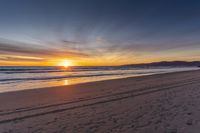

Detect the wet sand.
xmin=0 ymin=70 xmax=200 ymax=133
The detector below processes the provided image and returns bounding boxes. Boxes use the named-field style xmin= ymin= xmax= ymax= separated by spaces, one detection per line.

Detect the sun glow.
xmin=59 ymin=60 xmax=73 ymax=67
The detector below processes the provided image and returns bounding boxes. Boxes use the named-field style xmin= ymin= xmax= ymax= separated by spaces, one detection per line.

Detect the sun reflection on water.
xmin=63 ymin=79 xmax=69 ymax=85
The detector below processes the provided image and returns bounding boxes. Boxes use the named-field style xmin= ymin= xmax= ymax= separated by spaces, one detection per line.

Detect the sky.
xmin=0 ymin=0 xmax=200 ymax=66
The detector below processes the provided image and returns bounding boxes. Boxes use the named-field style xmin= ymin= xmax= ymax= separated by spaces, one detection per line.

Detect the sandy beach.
xmin=0 ymin=70 xmax=200 ymax=133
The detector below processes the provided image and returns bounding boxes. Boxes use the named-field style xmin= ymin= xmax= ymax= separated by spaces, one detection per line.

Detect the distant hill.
xmin=121 ymin=61 xmax=200 ymax=68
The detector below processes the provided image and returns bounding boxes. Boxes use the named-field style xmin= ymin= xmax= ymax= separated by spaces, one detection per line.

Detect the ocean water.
xmin=0 ymin=66 xmax=199 ymax=93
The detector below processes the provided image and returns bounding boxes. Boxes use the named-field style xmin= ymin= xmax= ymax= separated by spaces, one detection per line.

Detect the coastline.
xmin=1 ymin=67 xmax=198 ymax=93
xmin=1 ymin=69 xmax=200 ymax=132
xmin=0 ymin=67 xmax=200 ymax=94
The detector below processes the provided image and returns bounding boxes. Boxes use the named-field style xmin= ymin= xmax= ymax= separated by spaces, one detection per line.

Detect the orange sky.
xmin=1 ymin=51 xmax=200 ymax=66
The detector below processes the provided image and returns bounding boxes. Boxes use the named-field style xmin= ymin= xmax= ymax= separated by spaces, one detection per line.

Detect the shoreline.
xmin=0 ymin=68 xmax=199 ymax=95
xmin=1 ymin=69 xmax=200 ymax=132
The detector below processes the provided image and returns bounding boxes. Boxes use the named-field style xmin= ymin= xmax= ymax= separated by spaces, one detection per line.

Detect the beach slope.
xmin=0 ymin=70 xmax=200 ymax=133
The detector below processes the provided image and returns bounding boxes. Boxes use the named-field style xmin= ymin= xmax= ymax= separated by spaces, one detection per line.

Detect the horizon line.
xmin=0 ymin=60 xmax=200 ymax=67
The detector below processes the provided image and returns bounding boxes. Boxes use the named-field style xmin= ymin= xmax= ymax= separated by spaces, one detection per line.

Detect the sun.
xmin=59 ymin=60 xmax=73 ymax=67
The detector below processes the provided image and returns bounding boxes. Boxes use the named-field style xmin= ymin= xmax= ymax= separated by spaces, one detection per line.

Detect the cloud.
xmin=0 ymin=55 xmax=45 ymax=62
xmin=0 ymin=38 xmax=89 ymax=58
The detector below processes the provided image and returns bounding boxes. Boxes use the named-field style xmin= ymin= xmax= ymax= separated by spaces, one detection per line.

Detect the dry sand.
xmin=0 ymin=70 xmax=200 ymax=133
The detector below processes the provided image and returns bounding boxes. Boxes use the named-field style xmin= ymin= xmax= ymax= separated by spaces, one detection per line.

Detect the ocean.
xmin=0 ymin=66 xmax=199 ymax=93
